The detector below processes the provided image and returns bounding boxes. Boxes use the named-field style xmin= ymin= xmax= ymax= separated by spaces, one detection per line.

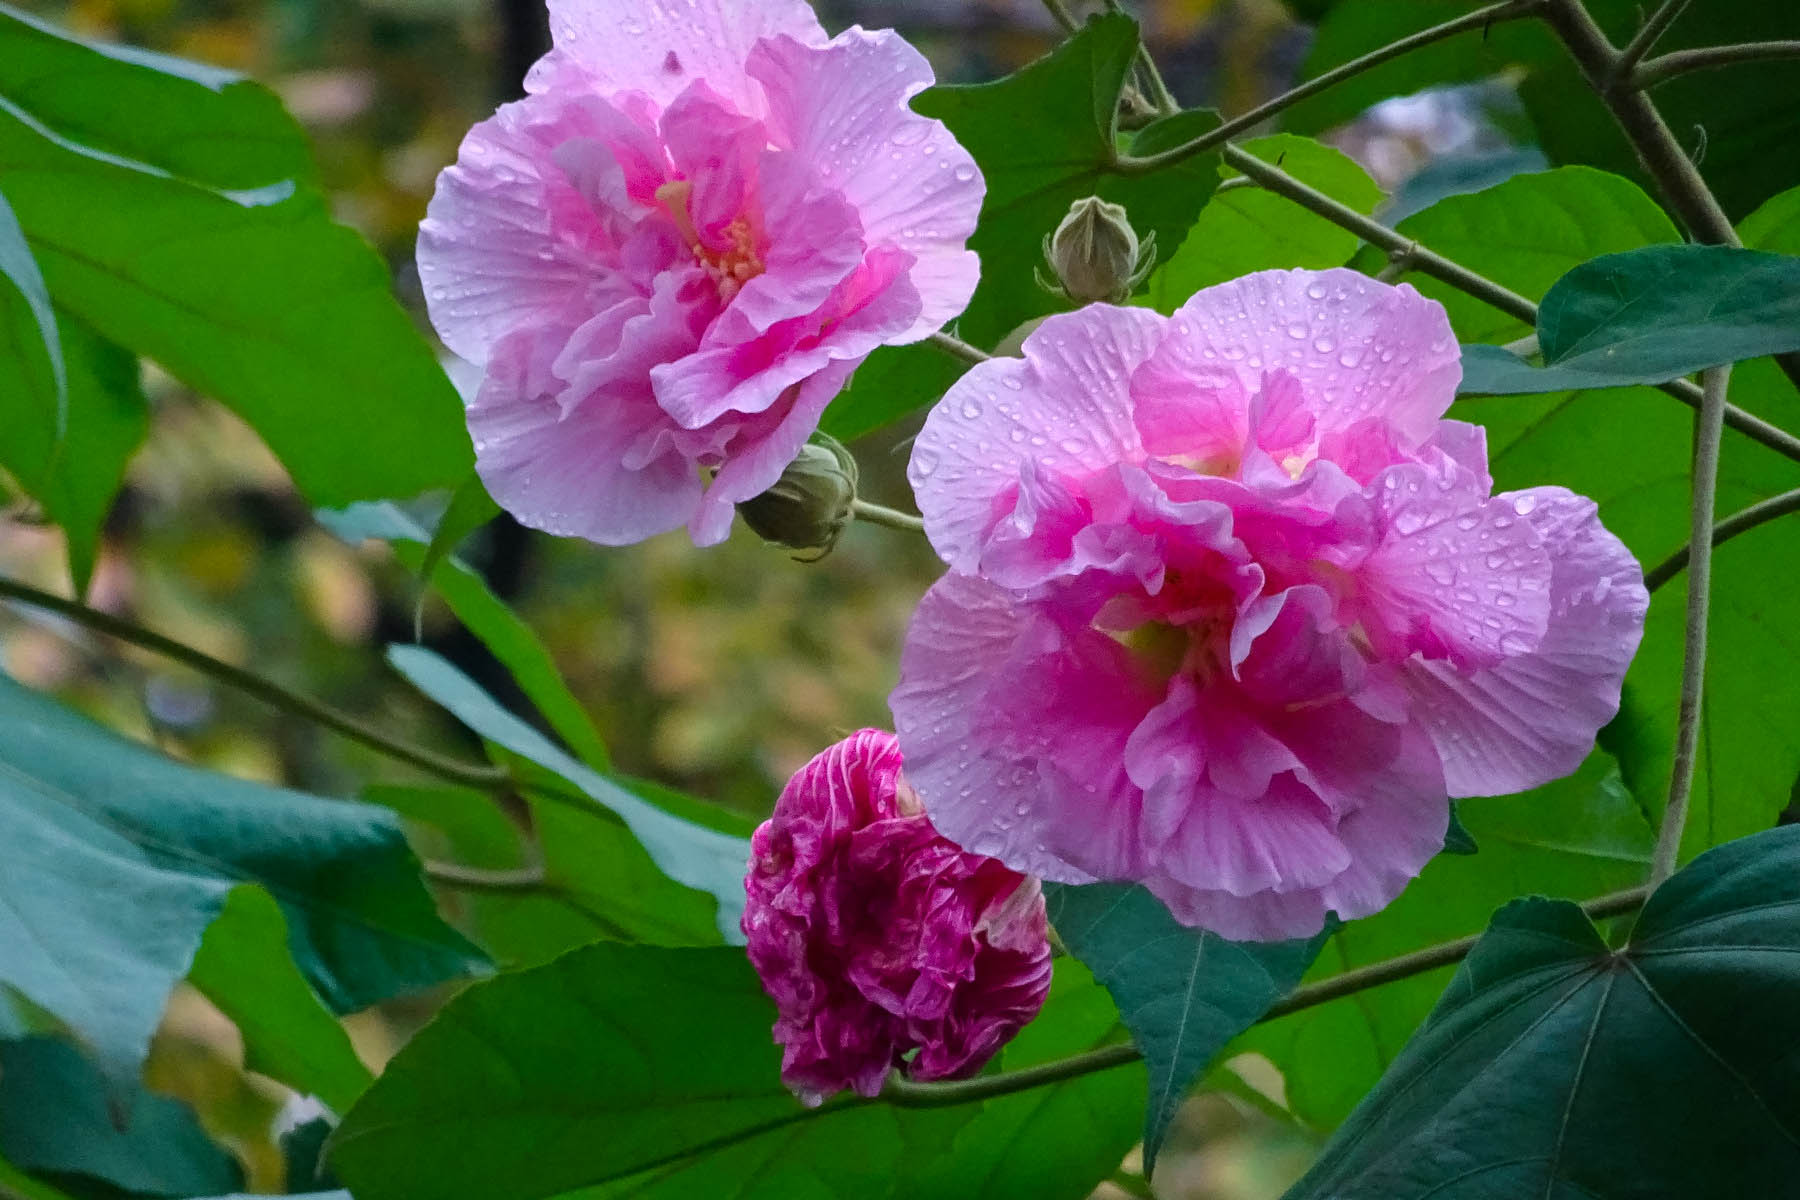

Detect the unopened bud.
xmin=1039 ymin=196 xmax=1156 ymax=305
xmin=737 ymin=435 xmax=859 ymax=560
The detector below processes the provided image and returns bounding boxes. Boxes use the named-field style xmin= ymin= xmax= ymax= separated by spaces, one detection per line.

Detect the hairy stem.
xmin=851 ymin=499 xmax=926 ymax=534
xmin=1635 ymin=41 xmax=1800 ymax=88
xmin=1611 ymin=0 xmax=1690 ymax=82
xmin=926 ymin=330 xmax=991 ymax=365
xmin=1650 ymin=364 xmax=1730 ymax=886
xmin=883 ymin=887 xmax=1649 ymax=1108
xmin=0 ymin=576 xmax=512 ymax=791
xmin=1540 ymin=0 xmax=1800 ymax=392
xmin=1644 ymin=484 xmax=1800 ymax=593
xmin=1113 ymin=0 xmax=1540 ymax=175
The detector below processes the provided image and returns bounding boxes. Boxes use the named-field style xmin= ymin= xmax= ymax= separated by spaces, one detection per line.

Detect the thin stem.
xmin=423 ymin=860 xmax=549 ymax=892
xmin=851 ymin=499 xmax=925 ymax=534
xmin=1635 ymin=41 xmax=1800 ymax=88
xmin=884 ymin=887 xmax=1649 ymax=1108
xmin=1039 ymin=0 xmax=1079 ymax=34
xmin=1222 ymin=144 xmax=1540 ymax=324
xmin=1540 ymin=0 xmax=1737 ymax=245
xmin=1612 ymin=0 xmax=1691 ymax=82
xmin=0 ymin=576 xmax=512 ymax=791
xmin=1644 ymin=485 xmax=1800 ymax=593
xmin=925 ymin=330 xmax=990 ymax=365
xmin=1113 ymin=0 xmax=1539 ymax=175
xmin=1650 ymin=363 xmax=1730 ymax=887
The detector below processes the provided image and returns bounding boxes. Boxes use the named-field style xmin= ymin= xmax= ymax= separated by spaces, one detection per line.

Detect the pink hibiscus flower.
xmin=743 ymin=729 xmax=1052 ymax=1104
xmin=421 ymin=0 xmax=981 ymax=545
xmin=890 ymin=268 xmax=1647 ymax=941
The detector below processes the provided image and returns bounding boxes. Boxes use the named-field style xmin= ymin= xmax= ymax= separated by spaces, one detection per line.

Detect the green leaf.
xmin=420 ymin=475 xmax=499 ymax=591
xmin=0 ymin=2 xmax=314 ymax=188
xmin=0 ymin=1151 xmax=80 ymax=1200
xmin=320 ymin=501 xmax=610 ymax=770
xmin=330 ymin=943 xmax=962 ymax=1200
xmin=914 ymin=13 xmax=1219 ymax=347
xmin=186 ymin=886 xmax=373 ymax=1114
xmin=1044 ymin=882 xmax=1327 ymax=1170
xmin=1143 ymin=133 xmax=1383 ymax=311
xmin=40 ymin=316 xmax=147 ymax=594
xmin=819 ymin=340 xmax=966 ymax=445
xmin=0 ymin=40 xmax=471 ymax=509
xmin=0 ymin=183 xmax=64 ymax=477
xmin=905 ymin=961 xmax=1146 ymax=1200
xmin=1286 ymin=824 xmax=1800 ymax=1197
xmin=1370 ymin=166 xmax=1682 ymax=343
xmin=0 ymin=1037 xmax=243 ymax=1198
xmin=0 ymin=668 xmax=484 ymax=1087
xmin=387 ymin=644 xmax=749 ymax=940
xmin=1242 ymin=754 xmax=1653 ymax=1129
xmin=1463 ymin=246 xmax=1800 ymax=392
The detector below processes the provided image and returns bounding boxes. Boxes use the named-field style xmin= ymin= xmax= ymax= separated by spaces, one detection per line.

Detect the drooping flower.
xmin=421 ymin=0 xmax=982 ymax=546
xmin=890 ymin=268 xmax=1647 ymax=941
xmin=742 ymin=729 xmax=1052 ymax=1104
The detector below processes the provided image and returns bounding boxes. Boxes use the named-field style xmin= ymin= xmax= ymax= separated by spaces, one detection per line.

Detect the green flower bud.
xmin=736 ymin=434 xmax=859 ymax=560
xmin=1039 ymin=196 xmax=1157 ymax=305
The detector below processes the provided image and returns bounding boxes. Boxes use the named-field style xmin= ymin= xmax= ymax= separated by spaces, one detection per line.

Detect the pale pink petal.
xmin=1162 ymin=268 xmax=1461 ymax=448
xmin=1358 ymin=461 xmax=1553 ymax=670
xmin=911 ymin=304 xmax=1166 ymax=573
xmin=748 ymin=29 xmax=981 ymax=338
xmin=419 ymin=95 xmax=636 ymax=364
xmin=1400 ymin=487 xmax=1648 ymax=797
xmin=469 ymin=332 xmax=700 ymax=544
xmin=529 ymin=0 xmax=823 ymax=115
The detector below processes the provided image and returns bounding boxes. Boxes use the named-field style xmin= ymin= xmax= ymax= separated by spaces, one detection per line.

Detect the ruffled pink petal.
xmin=528 ymin=0 xmax=823 ymax=116
xmin=891 ymin=572 xmax=1159 ymax=884
xmin=912 ymin=304 xmax=1166 ymax=574
xmin=1160 ymin=268 xmax=1462 ymax=450
xmin=747 ymin=29 xmax=981 ymax=339
xmin=468 ymin=330 xmax=700 ymax=544
xmin=1399 ymin=487 xmax=1649 ymax=797
xmin=419 ymin=95 xmax=640 ymax=364
xmin=1358 ymin=461 xmax=1554 ymax=670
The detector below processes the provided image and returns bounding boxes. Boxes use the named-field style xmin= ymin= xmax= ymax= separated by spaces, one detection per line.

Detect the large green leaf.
xmin=1242 ymin=754 xmax=1654 ymax=1129
xmin=904 ymin=962 xmax=1146 ymax=1200
xmin=0 ymin=183 xmax=63 ymax=486
xmin=329 ymin=943 xmax=964 ymax=1200
xmin=1044 ymin=882 xmax=1327 ymax=1170
xmin=1285 ymin=824 xmax=1800 ymax=1197
xmin=186 ymin=886 xmax=373 ymax=1114
xmin=0 ymin=2 xmax=314 ymax=188
xmin=0 ymin=669 xmax=484 ymax=1087
xmin=1462 ymin=245 xmax=1800 ymax=392
xmin=913 ymin=13 xmax=1219 ymax=347
xmin=1143 ymin=133 xmax=1384 ymax=311
xmin=36 ymin=316 xmax=147 ymax=594
xmin=0 ymin=28 xmax=471 ymax=509
xmin=387 ymin=644 xmax=749 ymax=941
xmin=0 ymin=1037 xmax=243 ymax=1198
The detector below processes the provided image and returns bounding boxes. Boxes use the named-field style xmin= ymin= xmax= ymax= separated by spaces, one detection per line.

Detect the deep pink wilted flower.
xmin=890 ymin=268 xmax=1647 ymax=941
xmin=742 ymin=729 xmax=1052 ymax=1104
xmin=421 ymin=0 xmax=981 ymax=545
